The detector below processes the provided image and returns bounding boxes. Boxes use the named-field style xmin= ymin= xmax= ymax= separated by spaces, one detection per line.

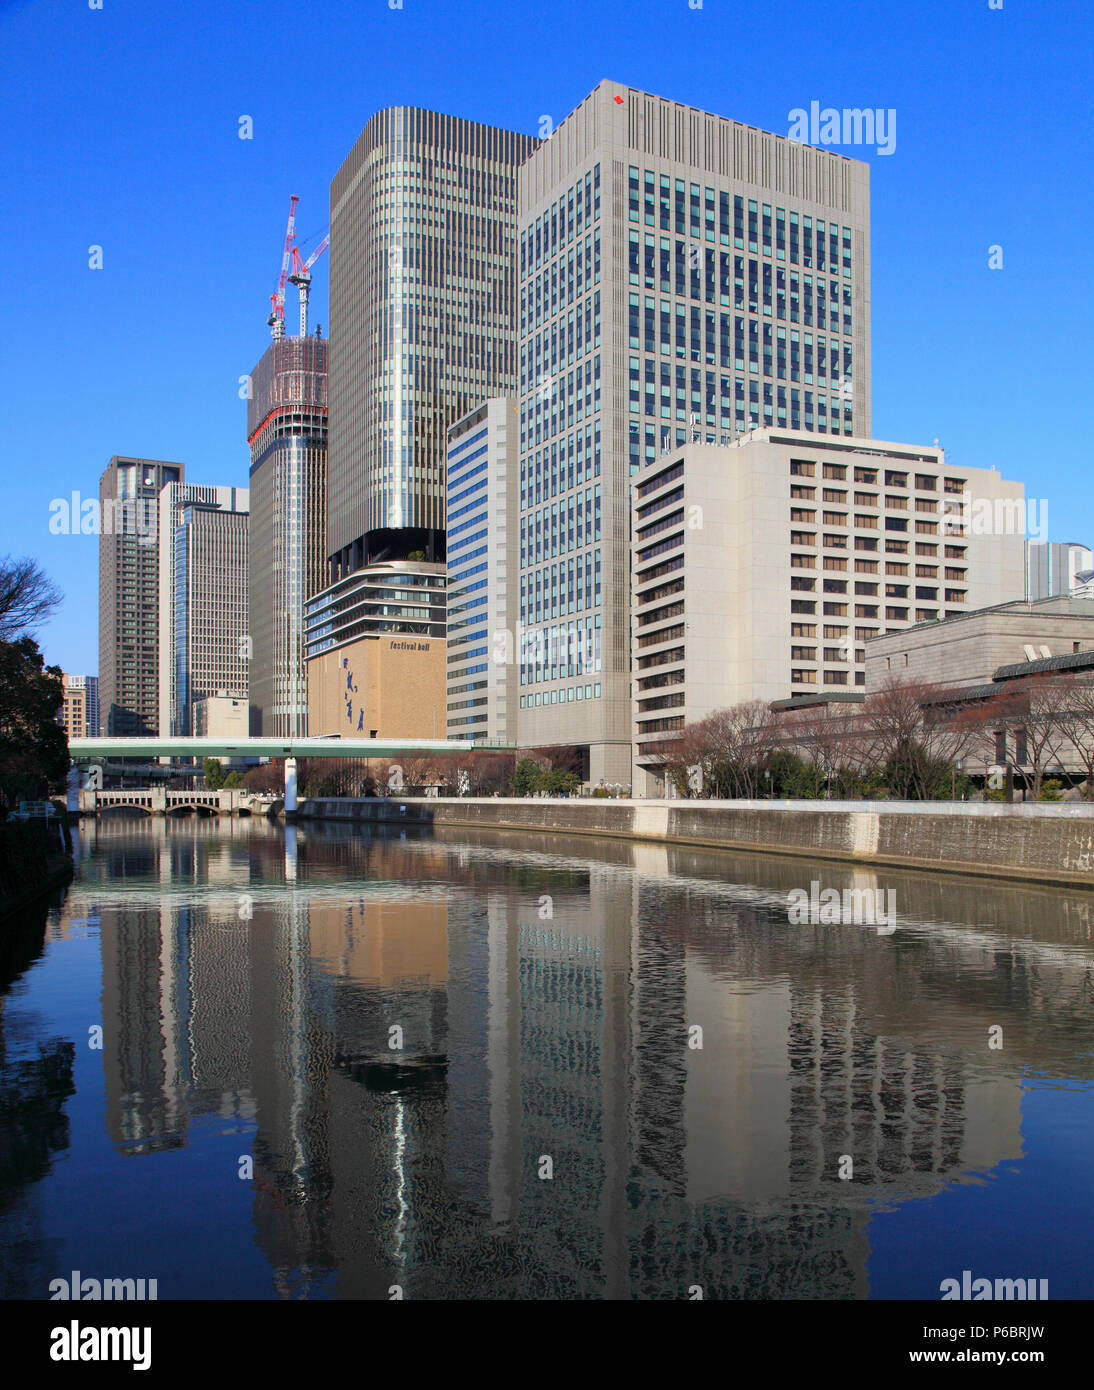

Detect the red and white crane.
xmin=266 ymin=194 xmax=299 ymax=340
xmin=288 ymin=233 xmax=330 ymax=338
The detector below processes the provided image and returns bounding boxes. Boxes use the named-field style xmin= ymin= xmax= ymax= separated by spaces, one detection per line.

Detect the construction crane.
xmin=288 ymin=233 xmax=330 ymax=338
xmin=266 ymin=194 xmax=299 ymax=340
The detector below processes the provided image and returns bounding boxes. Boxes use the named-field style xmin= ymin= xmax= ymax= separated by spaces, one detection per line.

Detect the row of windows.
xmin=520 ymin=488 xmax=601 ymax=564
xmin=630 ymin=298 xmax=850 ymax=378
xmin=627 ymin=242 xmax=852 ymax=330
xmin=520 ymin=551 xmax=602 ymax=625
xmin=521 ymin=420 xmax=601 ymax=510
xmin=521 ymin=234 xmax=601 ymax=333
xmin=627 ymin=170 xmax=852 ymax=273
xmin=521 ymin=683 xmax=601 ymax=707
xmin=520 ymin=165 xmax=601 ymax=278
xmin=518 ymin=616 xmax=602 ymax=683
xmin=630 ymin=363 xmax=851 ymax=422
xmin=521 ymin=355 xmax=602 ymax=443
xmin=790 ymin=459 xmax=966 ymax=493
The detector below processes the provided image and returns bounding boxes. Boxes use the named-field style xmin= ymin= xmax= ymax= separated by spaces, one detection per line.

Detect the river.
xmin=1 ymin=815 xmax=1091 ymax=1299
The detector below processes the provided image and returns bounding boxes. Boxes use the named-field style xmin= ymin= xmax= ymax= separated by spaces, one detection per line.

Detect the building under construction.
xmin=246 ymin=198 xmax=330 ymax=737
xmin=246 ymin=334 xmax=328 ymax=737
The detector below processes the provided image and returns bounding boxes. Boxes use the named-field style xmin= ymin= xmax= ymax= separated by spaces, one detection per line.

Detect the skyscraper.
xmin=515 ymin=81 xmax=872 ymax=784
xmin=247 ymin=335 xmax=328 ymax=737
xmin=326 ymin=106 xmax=537 ymax=576
xmin=98 ymin=456 xmax=184 ymax=737
xmin=157 ymin=482 xmax=249 ymax=736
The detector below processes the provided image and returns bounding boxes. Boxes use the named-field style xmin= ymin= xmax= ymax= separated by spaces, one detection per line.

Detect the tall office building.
xmin=98 ymin=456 xmax=184 ymax=736
xmin=327 ymin=107 xmax=536 ymax=576
xmin=157 ymin=483 xmax=249 ymax=736
xmin=515 ymin=81 xmax=872 ymax=784
xmin=247 ymin=335 xmax=328 ymax=736
xmin=626 ymin=431 xmax=1026 ymax=795
xmin=445 ymin=398 xmax=519 ymax=743
xmin=1025 ymin=540 xmax=1093 ymax=600
xmin=59 ymin=673 xmax=99 ymax=739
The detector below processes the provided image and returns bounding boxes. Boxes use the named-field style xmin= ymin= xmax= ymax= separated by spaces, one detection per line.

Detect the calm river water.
xmin=1 ymin=816 xmax=1092 ymax=1299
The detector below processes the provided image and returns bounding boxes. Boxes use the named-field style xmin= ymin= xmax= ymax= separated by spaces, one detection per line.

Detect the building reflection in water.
xmin=60 ymin=815 xmax=1094 ymax=1298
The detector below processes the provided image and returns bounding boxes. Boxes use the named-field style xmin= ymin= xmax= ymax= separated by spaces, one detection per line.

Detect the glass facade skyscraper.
xmin=327 ymin=106 xmax=537 ymax=576
xmin=247 ymin=335 xmax=328 ymax=736
xmin=515 ymin=82 xmax=872 ymax=785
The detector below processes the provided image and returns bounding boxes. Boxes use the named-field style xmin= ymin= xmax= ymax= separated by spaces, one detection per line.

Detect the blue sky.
xmin=3 ymin=0 xmax=1091 ymax=675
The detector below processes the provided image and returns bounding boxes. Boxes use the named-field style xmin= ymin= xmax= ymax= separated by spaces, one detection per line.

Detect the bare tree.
xmin=1005 ymin=675 xmax=1073 ymax=800
xmin=862 ymin=677 xmax=982 ymax=799
xmin=0 ymin=556 xmax=62 ymax=641
xmin=1061 ymin=679 xmax=1094 ymax=799
xmin=777 ymin=703 xmax=859 ymax=796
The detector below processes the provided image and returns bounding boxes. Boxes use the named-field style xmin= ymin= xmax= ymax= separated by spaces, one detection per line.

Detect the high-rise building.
xmin=445 ymin=398 xmax=518 ymax=744
xmin=1025 ymin=540 xmax=1093 ymax=600
xmin=247 ymin=335 xmax=328 ymax=736
xmin=515 ymin=81 xmax=873 ymax=784
xmin=59 ymin=673 xmax=99 ymax=739
xmin=157 ymin=483 xmax=249 ymax=736
xmin=98 ymin=456 xmax=184 ymax=737
xmin=327 ymin=107 xmax=537 ymax=576
xmin=627 ymin=431 xmax=1027 ymax=794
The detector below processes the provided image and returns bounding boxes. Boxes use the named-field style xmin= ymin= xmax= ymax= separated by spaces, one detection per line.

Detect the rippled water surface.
xmin=1 ymin=816 xmax=1092 ymax=1299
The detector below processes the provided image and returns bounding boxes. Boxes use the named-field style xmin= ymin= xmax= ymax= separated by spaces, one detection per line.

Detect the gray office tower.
xmin=515 ymin=82 xmax=872 ymax=785
xmin=98 ymin=456 xmax=184 ymax=736
xmin=326 ymin=107 xmax=537 ymax=576
xmin=247 ymin=335 xmax=328 ymax=736
xmin=157 ymin=483 xmax=250 ymax=736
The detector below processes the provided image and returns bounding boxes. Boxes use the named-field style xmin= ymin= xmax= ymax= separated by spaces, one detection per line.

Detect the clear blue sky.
xmin=3 ymin=0 xmax=1091 ymax=675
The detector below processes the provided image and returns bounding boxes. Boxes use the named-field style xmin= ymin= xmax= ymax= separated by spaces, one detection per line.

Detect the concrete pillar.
xmin=284 ymin=757 xmax=298 ymax=820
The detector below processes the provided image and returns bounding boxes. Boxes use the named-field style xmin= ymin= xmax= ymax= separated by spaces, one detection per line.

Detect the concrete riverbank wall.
xmin=295 ymin=797 xmax=1094 ymax=889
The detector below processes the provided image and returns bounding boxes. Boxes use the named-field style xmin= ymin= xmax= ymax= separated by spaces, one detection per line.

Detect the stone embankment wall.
xmin=296 ymin=797 xmax=1094 ymax=889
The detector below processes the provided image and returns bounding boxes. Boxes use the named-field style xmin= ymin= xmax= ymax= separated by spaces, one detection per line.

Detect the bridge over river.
xmin=67 ymin=736 xmax=512 ymax=818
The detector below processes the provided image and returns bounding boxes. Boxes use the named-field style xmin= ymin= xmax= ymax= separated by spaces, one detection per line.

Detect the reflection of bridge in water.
xmin=79 ymin=788 xmax=269 ymax=817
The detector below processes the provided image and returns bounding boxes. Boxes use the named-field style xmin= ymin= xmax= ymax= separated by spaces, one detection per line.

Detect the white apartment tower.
xmin=516 ymin=81 xmax=872 ymax=785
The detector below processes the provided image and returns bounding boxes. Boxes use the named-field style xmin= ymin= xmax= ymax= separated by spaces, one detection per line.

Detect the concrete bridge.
xmin=78 ymin=788 xmax=274 ymax=817
xmin=67 ymin=735 xmax=512 ymax=821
